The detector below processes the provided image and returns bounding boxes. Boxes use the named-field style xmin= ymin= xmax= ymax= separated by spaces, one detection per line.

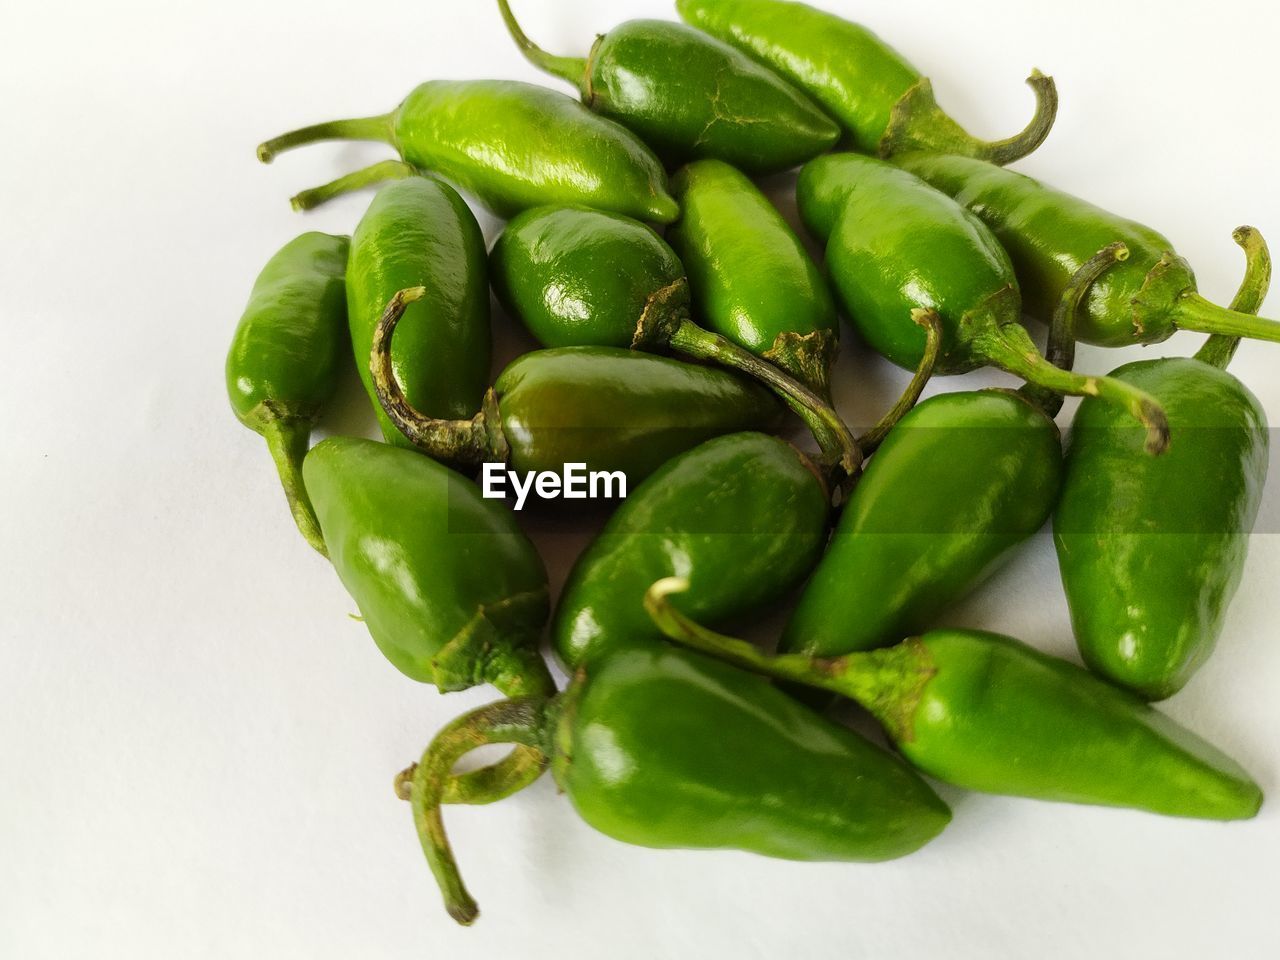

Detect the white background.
xmin=3 ymin=1 xmax=1279 ymax=956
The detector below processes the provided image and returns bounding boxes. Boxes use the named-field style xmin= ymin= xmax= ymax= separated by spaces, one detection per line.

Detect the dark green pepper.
xmin=347 ymin=178 xmax=489 ymax=450
xmin=490 ymin=204 xmax=858 ymax=478
xmin=403 ymin=645 xmax=950 ymax=924
xmin=554 ymin=432 xmax=831 ymax=669
xmin=257 ymin=80 xmax=677 ymax=223
xmin=667 ymin=159 xmax=839 ymax=397
xmin=1055 ymin=229 xmax=1272 ymax=700
xmin=226 ymin=232 xmax=349 ymax=555
xmin=496 ymin=0 xmax=839 ymax=174
xmin=677 ymin=0 xmax=1057 ymax=163
xmin=895 ymin=152 xmax=1280 ymax=347
xmin=797 ymin=153 xmax=1170 ymax=452
xmin=372 ymin=288 xmax=784 ymax=483
xmin=650 ymin=581 xmax=1264 ymax=821
xmin=302 ymin=436 xmax=553 ymax=698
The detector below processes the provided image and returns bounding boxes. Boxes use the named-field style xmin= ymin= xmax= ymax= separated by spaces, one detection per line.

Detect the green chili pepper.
xmin=553 ymin=432 xmax=831 ymax=669
xmin=225 ymin=232 xmax=350 ymax=556
xmin=496 ymin=0 xmax=839 ymax=174
xmin=667 ymin=159 xmax=838 ymax=398
xmin=256 ymin=80 xmax=677 ymax=223
xmin=797 ymin=153 xmax=1170 ymax=453
xmin=402 ymin=644 xmax=951 ymax=925
xmin=303 ymin=436 xmax=553 ymax=698
xmin=895 ymin=152 xmax=1280 ymax=347
xmin=490 ymin=204 xmax=858 ymax=480
xmin=649 ymin=580 xmax=1263 ymax=821
xmin=677 ymin=0 xmax=1057 ymax=163
xmin=348 ymin=179 xmax=489 ymax=451
xmin=1055 ymin=228 xmax=1272 ymax=700
xmin=371 ymin=289 xmax=784 ymax=482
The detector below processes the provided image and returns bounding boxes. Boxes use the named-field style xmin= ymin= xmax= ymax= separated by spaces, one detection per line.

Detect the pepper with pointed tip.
xmin=256 ymin=80 xmax=678 ymax=223
xmin=495 ymin=0 xmax=839 ymax=173
xmin=797 ymin=153 xmax=1170 ymax=453
xmin=225 ymin=232 xmax=350 ymax=556
xmin=677 ymin=0 xmax=1057 ymax=163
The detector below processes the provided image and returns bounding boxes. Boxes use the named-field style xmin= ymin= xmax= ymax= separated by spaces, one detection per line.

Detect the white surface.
xmin=2 ymin=1 xmax=1279 ymax=956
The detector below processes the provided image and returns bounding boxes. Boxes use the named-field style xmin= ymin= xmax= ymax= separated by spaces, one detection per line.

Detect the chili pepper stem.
xmin=398 ymin=739 xmax=550 ymax=806
xmin=636 ymin=280 xmax=862 ymax=488
xmin=644 ymin=578 xmax=934 ymax=742
xmin=406 ymin=698 xmax=549 ymax=925
xmin=261 ymin=417 xmax=328 ymax=557
xmin=370 ymin=287 xmax=500 ymax=467
xmin=857 ymin=309 xmax=943 ymax=455
xmin=496 ymin=0 xmax=590 ymax=89
xmin=970 ymin=291 xmax=1170 ymax=454
xmin=1194 ymin=227 xmax=1274 ymax=369
xmin=880 ymin=70 xmax=1058 ymax=165
xmin=256 ymin=114 xmax=395 ymax=163
xmin=1019 ymin=241 xmax=1130 ymax=417
xmin=289 ymin=159 xmax=418 ymax=211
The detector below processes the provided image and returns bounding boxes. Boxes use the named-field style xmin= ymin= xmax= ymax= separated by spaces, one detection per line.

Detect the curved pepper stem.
xmin=1019 ymin=241 xmax=1130 ymax=418
xmin=369 ymin=287 xmax=500 ymax=468
xmin=289 ymin=159 xmax=418 ymax=211
xmin=969 ymin=285 xmax=1170 ymax=455
xmin=496 ymin=0 xmax=590 ymax=90
xmin=880 ymin=70 xmax=1058 ymax=166
xmin=256 ymin=113 xmax=394 ymax=163
xmin=644 ymin=578 xmax=934 ymax=743
xmin=856 ymin=308 xmax=943 ymax=455
xmin=405 ymin=697 xmax=549 ymax=925
xmin=635 ymin=279 xmax=863 ymax=492
xmin=261 ymin=417 xmax=328 ymax=557
xmin=1195 ymin=227 xmax=1273 ymax=370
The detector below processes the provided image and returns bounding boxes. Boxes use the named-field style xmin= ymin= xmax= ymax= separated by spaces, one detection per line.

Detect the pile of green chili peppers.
xmin=227 ymin=0 xmax=1276 ymax=927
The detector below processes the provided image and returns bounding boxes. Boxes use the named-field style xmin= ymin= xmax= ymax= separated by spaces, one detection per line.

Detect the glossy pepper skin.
xmin=554 ymin=432 xmax=830 ymax=669
xmin=225 ymin=232 xmax=349 ymax=555
xmin=784 ymin=390 xmax=1062 ymax=655
xmin=677 ymin=0 xmax=1057 ymax=163
xmin=895 ymin=153 xmax=1280 ymax=347
xmin=302 ymin=437 xmax=553 ymax=698
xmin=1056 ymin=360 xmax=1269 ymax=699
xmin=797 ymin=153 xmax=1169 ymax=452
xmin=667 ymin=159 xmax=838 ymax=396
xmin=257 ymin=80 xmax=677 ymax=223
xmin=497 ymin=1 xmax=838 ymax=174
xmin=405 ymin=645 xmax=950 ymax=925
xmin=651 ymin=588 xmax=1264 ymax=821
xmin=347 ymin=178 xmax=489 ymax=450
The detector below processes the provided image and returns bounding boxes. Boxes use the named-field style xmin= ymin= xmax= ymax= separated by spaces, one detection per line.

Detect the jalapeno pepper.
xmin=1055 ymin=228 xmax=1272 ymax=700
xmin=667 ymin=159 xmax=839 ymax=398
xmin=225 ymin=232 xmax=349 ymax=556
xmin=649 ymin=580 xmax=1263 ymax=821
xmin=553 ymin=432 xmax=832 ymax=669
xmin=797 ymin=153 xmax=1170 ymax=453
xmin=496 ymin=0 xmax=838 ymax=174
xmin=677 ymin=0 xmax=1057 ymax=163
xmin=895 ymin=152 xmax=1280 ymax=347
xmin=372 ymin=288 xmax=785 ymax=483
xmin=257 ymin=80 xmax=677 ymax=223
xmin=402 ymin=645 xmax=950 ymax=924
xmin=347 ymin=179 xmax=489 ymax=451
xmin=490 ymin=205 xmax=858 ymax=479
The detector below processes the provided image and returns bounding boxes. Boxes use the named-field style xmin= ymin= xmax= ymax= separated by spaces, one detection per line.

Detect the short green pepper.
xmin=496 ymin=0 xmax=839 ymax=174
xmin=677 ymin=0 xmax=1057 ymax=162
xmin=650 ymin=580 xmax=1264 ymax=821
xmin=1055 ymin=228 xmax=1272 ymax=700
xmin=347 ymin=179 xmax=489 ymax=450
xmin=258 ymin=79 xmax=677 ymax=222
xmin=403 ymin=645 xmax=950 ymax=924
xmin=225 ymin=232 xmax=349 ymax=555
